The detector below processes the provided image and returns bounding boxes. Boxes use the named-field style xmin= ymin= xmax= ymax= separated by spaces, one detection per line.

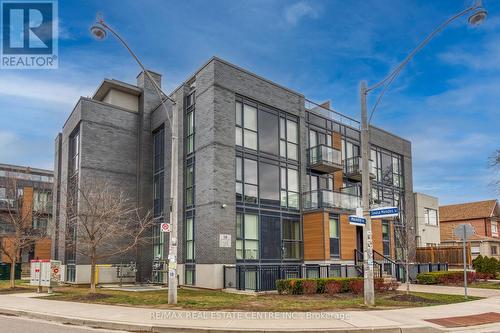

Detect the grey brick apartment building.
xmin=52 ymin=57 xmax=414 ymax=289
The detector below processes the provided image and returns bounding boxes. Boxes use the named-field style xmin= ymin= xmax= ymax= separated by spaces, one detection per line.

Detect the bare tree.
xmin=65 ymin=179 xmax=154 ymax=292
xmin=393 ymin=207 xmax=416 ymax=294
xmin=0 ymin=173 xmax=50 ymax=289
xmin=490 ymin=149 xmax=500 ymax=193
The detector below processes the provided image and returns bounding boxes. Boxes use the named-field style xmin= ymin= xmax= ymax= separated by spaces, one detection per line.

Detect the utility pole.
xmin=360 ymin=81 xmax=375 ymax=306
xmin=168 ymin=102 xmax=178 ymax=304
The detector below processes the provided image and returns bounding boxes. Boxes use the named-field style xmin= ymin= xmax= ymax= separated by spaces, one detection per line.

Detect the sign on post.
xmin=349 ymin=215 xmax=366 ymax=226
xmin=160 ymin=223 xmax=171 ymax=233
xmin=370 ymin=206 xmax=399 ymax=219
xmin=453 ymin=223 xmax=475 ymax=300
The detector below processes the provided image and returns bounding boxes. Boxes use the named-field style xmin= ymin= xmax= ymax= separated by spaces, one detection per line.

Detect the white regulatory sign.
xmin=160 ymin=223 xmax=171 ymax=233
xmin=219 ymin=234 xmax=231 ymax=248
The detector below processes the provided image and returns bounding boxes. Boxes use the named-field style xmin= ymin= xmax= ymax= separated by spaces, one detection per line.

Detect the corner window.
xmin=235 ymin=102 xmax=258 ymax=150
xmin=186 ymin=217 xmax=194 ymax=260
xmin=186 ymin=111 xmax=194 ymax=154
xmin=185 ymin=163 xmax=194 ymax=207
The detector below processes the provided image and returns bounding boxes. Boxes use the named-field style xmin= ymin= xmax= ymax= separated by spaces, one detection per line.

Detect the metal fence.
xmin=223 ymin=263 xmax=362 ymax=292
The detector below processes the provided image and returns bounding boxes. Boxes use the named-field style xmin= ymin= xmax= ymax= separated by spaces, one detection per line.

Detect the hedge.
xmin=416 ymin=271 xmax=478 ymax=285
xmin=276 ymin=277 xmax=399 ymax=295
xmin=472 ymin=255 xmax=500 ymax=278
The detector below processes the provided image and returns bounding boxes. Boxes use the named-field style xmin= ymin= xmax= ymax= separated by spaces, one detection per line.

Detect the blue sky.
xmin=0 ymin=0 xmax=499 ymax=204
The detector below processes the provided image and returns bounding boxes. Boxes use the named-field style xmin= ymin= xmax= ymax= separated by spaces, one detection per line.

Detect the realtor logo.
xmin=1 ymin=0 xmax=58 ymax=69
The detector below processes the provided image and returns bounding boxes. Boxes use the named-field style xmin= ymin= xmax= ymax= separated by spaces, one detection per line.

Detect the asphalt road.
xmin=0 ymin=315 xmax=130 ymax=333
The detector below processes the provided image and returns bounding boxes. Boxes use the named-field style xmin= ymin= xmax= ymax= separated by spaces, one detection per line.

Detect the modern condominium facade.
xmin=52 ymin=57 xmax=414 ymax=289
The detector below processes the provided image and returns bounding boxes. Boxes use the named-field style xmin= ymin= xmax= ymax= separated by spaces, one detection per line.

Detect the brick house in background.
xmin=0 ymin=163 xmax=53 ymax=277
xmin=439 ymin=199 xmax=499 ymax=259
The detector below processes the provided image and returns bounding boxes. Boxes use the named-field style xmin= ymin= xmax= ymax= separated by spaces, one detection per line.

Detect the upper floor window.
xmin=424 ymin=208 xmax=438 ymax=226
xmin=280 ymin=167 xmax=299 ymax=209
xmin=235 ymin=157 xmax=258 ymax=204
xmin=329 ymin=216 xmax=340 ymax=258
xmin=185 ymin=217 xmax=194 ymax=260
xmin=235 ymin=102 xmax=257 ymax=150
xmin=491 ymin=222 xmax=498 ymax=237
xmin=0 ymin=187 xmax=5 ymax=199
xmin=280 ymin=118 xmax=298 ymax=160
xmin=185 ymin=163 xmax=194 ymax=207
xmin=69 ymin=130 xmax=80 ymax=176
xmin=282 ymin=218 xmax=301 ymax=259
xmin=186 ymin=111 xmax=194 ymax=155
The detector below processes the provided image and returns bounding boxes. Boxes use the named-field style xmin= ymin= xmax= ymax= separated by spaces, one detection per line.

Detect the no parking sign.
xmin=160 ymin=223 xmax=171 ymax=233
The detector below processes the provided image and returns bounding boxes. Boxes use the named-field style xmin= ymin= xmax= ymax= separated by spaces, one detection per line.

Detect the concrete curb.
xmin=0 ymin=306 xmax=444 ymax=333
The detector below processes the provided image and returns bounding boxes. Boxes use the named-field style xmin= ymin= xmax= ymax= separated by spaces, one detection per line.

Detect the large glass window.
xmin=186 ymin=111 xmax=194 ymax=155
xmin=260 ymin=215 xmax=280 ymax=259
xmin=259 ymin=162 xmax=279 ymax=206
xmin=258 ymin=110 xmax=279 ymax=155
xmin=280 ymin=118 xmax=298 ymax=160
xmin=235 ymin=102 xmax=258 ymax=150
xmin=244 ymin=159 xmax=258 ymax=204
xmin=185 ymin=163 xmax=194 ymax=207
xmin=329 ymin=216 xmax=340 ymax=258
xmin=236 ymin=213 xmax=259 ymax=260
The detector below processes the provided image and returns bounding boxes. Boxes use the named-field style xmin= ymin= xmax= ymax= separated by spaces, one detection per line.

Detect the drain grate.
xmin=425 ymin=312 xmax=500 ymax=328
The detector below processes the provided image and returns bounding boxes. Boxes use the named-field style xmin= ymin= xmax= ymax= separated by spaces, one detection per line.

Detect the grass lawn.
xmin=0 ymin=279 xmax=34 ymax=293
xmin=469 ymin=281 xmax=500 ymax=290
xmin=46 ymin=286 xmax=480 ymax=311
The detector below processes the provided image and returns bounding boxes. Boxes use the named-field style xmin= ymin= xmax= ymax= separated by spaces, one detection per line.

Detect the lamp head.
xmin=468 ymin=8 xmax=488 ymax=26
xmin=90 ymin=25 xmax=106 ymax=40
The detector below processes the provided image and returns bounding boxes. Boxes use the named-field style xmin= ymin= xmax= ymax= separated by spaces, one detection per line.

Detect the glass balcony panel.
xmin=308 ymin=145 xmax=342 ymax=173
xmin=303 ymin=189 xmax=360 ymax=211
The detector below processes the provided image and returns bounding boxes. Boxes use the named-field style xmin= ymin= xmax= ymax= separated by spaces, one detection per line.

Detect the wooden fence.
xmin=416 ymin=245 xmax=471 ymax=268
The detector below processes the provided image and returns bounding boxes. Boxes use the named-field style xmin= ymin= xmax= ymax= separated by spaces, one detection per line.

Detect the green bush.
xmin=472 ymin=255 xmax=499 ymax=278
xmin=416 ymin=271 xmax=477 ymax=285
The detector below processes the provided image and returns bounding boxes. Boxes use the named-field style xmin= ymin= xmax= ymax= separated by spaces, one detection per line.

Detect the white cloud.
xmin=284 ymin=2 xmax=319 ymax=26
xmin=0 ymin=74 xmax=92 ymax=107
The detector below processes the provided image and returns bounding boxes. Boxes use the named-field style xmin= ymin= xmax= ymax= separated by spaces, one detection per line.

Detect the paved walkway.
xmin=397 ymin=283 xmax=500 ymax=298
xmin=0 ymin=287 xmax=498 ymax=332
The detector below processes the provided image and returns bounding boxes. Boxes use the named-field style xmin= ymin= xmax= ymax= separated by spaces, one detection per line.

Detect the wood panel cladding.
xmin=303 ymin=211 xmax=329 ymax=260
xmin=372 ymin=218 xmax=383 ymax=254
xmin=332 ymin=132 xmax=343 ymax=191
xmin=340 ymin=214 xmax=356 ymax=260
xmin=21 ymin=186 xmax=33 ymax=224
xmin=34 ymin=239 xmax=52 ymax=260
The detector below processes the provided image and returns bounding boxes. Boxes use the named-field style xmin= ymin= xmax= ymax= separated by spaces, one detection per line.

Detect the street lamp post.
xmin=90 ymin=15 xmax=179 ymax=304
xmin=359 ymin=1 xmax=487 ymax=306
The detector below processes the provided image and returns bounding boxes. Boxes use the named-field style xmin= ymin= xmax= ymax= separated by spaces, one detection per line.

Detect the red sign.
xmin=160 ymin=223 xmax=171 ymax=233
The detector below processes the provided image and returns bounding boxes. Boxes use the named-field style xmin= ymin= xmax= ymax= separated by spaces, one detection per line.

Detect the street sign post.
xmin=369 ymin=206 xmax=399 ymax=219
xmin=453 ymin=223 xmax=475 ymax=299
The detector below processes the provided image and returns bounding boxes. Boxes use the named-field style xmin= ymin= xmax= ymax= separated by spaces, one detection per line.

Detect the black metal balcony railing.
xmin=307 ymin=145 xmax=343 ymax=174
xmin=344 ymin=156 xmax=376 ymax=181
xmin=303 ymin=189 xmax=360 ymax=211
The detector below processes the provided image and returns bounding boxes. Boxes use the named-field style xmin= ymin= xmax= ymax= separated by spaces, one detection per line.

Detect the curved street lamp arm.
xmin=97 ymin=18 xmax=176 ymax=132
xmin=366 ymin=3 xmax=482 ymax=124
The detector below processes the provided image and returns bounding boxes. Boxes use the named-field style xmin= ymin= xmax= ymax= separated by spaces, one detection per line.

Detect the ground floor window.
xmin=236 ymin=213 xmax=259 ymax=260
xmin=382 ymin=220 xmax=390 ymax=256
xmin=185 ymin=265 xmax=195 ymax=285
xmin=66 ymin=264 xmax=76 ymax=283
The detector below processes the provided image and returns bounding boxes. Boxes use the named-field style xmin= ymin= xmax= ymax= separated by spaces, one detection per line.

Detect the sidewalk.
xmin=397 ymin=283 xmax=500 ymax=298
xmin=0 ymin=289 xmax=498 ymax=333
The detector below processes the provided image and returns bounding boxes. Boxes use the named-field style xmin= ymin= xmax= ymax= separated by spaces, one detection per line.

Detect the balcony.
xmin=303 ymin=190 xmax=360 ymax=212
xmin=308 ymin=145 xmax=343 ymax=174
xmin=344 ymin=156 xmax=376 ymax=181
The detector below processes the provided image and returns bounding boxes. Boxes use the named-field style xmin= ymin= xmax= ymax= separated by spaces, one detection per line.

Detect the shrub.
xmin=302 ymin=279 xmax=318 ymax=294
xmin=473 ymin=255 xmax=500 ymax=277
xmin=324 ymin=280 xmax=343 ymax=295
xmin=348 ymin=279 xmax=364 ymax=294
xmin=275 ymin=277 xmax=364 ymax=295
xmin=276 ymin=279 xmax=291 ymax=295
xmin=416 ymin=271 xmax=477 ymax=285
